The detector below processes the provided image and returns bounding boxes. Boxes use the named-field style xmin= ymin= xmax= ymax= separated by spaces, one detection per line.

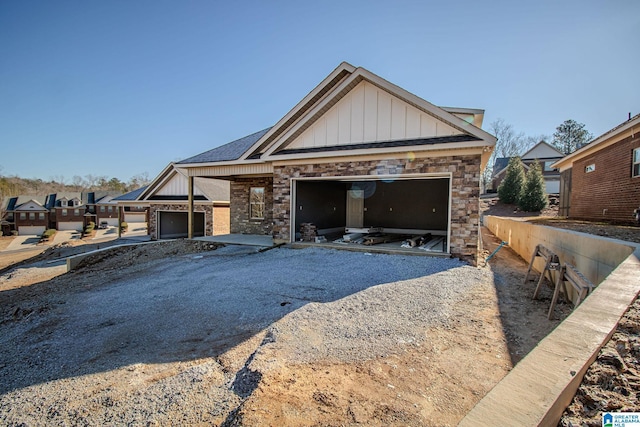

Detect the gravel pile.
xmin=0 ymin=244 xmax=490 ymax=425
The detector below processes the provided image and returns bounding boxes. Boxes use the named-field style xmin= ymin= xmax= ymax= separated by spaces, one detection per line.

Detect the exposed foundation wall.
xmin=273 ymin=155 xmax=482 ymax=264
xmin=148 ymin=204 xmax=213 ymax=240
xmin=484 ymin=215 xmax=636 ymax=285
xmin=230 ymin=177 xmax=274 ymax=235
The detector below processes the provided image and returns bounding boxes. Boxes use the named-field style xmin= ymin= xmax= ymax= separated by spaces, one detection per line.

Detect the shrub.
xmin=518 ymin=161 xmax=548 ymax=212
xmin=120 ymin=222 xmax=128 ymax=232
xmin=498 ymin=157 xmax=525 ymax=204
xmin=42 ymin=229 xmax=56 ymax=239
xmin=88 ymin=221 xmax=96 ymax=228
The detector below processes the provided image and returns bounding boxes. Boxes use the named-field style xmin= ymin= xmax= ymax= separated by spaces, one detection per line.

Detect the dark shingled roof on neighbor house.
xmin=113 ymin=186 xmax=149 ymax=201
xmin=178 ymin=128 xmax=272 ymax=164
xmin=492 ymin=157 xmax=510 ymax=176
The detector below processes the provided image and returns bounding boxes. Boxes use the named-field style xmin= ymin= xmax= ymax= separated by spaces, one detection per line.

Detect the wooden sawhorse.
xmin=548 ymin=263 xmax=595 ymax=320
xmin=525 ymin=244 xmax=561 ymax=301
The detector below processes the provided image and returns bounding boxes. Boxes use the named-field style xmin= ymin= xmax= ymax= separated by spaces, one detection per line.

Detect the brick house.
xmin=175 ymin=62 xmax=496 ymax=264
xmin=116 ymin=163 xmax=230 ymax=240
xmin=2 ymin=196 xmax=50 ymax=235
xmin=552 ymin=114 xmax=640 ymax=222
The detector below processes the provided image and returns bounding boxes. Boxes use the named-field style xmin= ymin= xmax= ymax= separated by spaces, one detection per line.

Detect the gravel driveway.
xmin=0 ymin=244 xmax=497 ymax=425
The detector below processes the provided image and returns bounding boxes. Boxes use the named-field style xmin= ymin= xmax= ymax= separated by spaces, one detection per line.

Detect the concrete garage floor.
xmin=0 ymin=234 xmax=567 ymax=426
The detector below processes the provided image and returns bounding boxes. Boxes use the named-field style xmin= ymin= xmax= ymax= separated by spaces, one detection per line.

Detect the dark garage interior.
xmin=294 ymin=178 xmax=450 ymax=252
xmin=158 ymin=211 xmax=205 ymax=239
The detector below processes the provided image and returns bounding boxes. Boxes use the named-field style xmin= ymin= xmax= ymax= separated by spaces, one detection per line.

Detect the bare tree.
xmin=483 ymin=119 xmax=531 ymax=192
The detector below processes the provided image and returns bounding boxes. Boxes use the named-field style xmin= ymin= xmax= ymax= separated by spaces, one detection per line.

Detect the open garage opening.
xmin=292 ymin=176 xmax=450 ymax=253
xmin=158 ymin=211 xmax=205 ymax=240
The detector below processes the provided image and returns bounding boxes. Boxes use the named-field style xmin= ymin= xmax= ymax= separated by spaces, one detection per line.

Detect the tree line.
xmin=0 ymin=169 xmax=151 ymax=204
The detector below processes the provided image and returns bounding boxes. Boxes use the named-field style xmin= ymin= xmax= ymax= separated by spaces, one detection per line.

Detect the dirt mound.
xmin=73 ymin=240 xmax=222 ymax=271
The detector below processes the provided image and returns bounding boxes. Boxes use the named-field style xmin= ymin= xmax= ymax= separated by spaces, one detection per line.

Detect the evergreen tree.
xmin=518 ymin=161 xmax=548 ymax=212
xmin=552 ymin=119 xmax=593 ymax=155
xmin=497 ymin=157 xmax=525 ymax=204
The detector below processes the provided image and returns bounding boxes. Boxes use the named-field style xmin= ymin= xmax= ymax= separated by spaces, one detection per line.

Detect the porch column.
xmin=117 ymin=206 xmax=122 ymax=238
xmin=188 ymin=175 xmax=194 ymax=239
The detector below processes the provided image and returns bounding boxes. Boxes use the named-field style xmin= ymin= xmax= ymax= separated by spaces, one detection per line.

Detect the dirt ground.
xmin=0 ymin=230 xmax=570 ymax=426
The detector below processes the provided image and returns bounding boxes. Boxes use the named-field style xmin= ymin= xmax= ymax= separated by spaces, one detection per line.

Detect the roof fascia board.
xmin=239 ymin=62 xmax=356 ymax=161
xmin=552 ymin=117 xmax=640 ymax=170
xmin=269 ymin=140 xmax=486 ymax=162
xmin=175 ymin=158 xmax=267 ymax=169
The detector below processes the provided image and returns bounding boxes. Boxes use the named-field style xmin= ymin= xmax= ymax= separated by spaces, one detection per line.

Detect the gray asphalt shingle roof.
xmin=113 ymin=186 xmax=148 ymax=201
xmin=178 ymin=128 xmax=272 ymax=164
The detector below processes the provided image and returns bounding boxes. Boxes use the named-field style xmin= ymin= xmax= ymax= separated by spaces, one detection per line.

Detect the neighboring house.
xmin=552 ymin=114 xmax=640 ymax=222
xmin=50 ymin=193 xmax=86 ymax=231
xmin=115 ymin=164 xmax=230 ymax=239
xmin=95 ymin=194 xmax=121 ymax=226
xmin=1 ymin=191 xmax=124 ymax=235
xmin=174 ymin=62 xmax=496 ymax=263
xmin=2 ymin=196 xmax=50 ymax=235
xmin=491 ymin=141 xmax=564 ymax=194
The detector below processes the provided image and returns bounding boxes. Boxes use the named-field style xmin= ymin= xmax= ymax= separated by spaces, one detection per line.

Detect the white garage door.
xmin=125 ymin=213 xmax=146 ymax=223
xmin=58 ymin=222 xmax=83 ymax=231
xmin=19 ymin=226 xmax=46 ymax=236
xmin=99 ymin=218 xmax=119 ymax=227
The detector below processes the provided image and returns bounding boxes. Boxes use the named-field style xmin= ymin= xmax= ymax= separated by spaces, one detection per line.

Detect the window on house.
xmin=100 ymin=206 xmax=105 ymax=212
xmin=250 ymin=187 xmax=265 ymax=219
xmin=633 ymin=148 xmax=640 ymax=178
xmin=62 ymin=209 xmax=68 ymax=216
xmin=543 ymin=161 xmax=555 ymax=171
xmin=585 ymin=164 xmax=595 ymax=173
xmin=108 ymin=206 xmax=113 ymax=212
xmin=74 ymin=209 xmax=80 ymax=216
xmin=39 ymin=212 xmax=45 ymax=220
xmin=61 ymin=200 xmax=68 ymax=207
xmin=29 ymin=212 xmax=35 ymax=220
xmin=20 ymin=213 xmax=26 ymax=220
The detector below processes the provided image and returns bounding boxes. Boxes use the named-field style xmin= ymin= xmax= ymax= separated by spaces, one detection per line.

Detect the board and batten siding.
xmin=288 ymin=81 xmax=461 ymax=150
xmin=155 ymin=173 xmax=206 ymax=197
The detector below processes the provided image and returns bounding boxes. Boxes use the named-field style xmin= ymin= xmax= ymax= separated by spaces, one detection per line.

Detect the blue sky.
xmin=1 ymin=0 xmax=638 ymax=183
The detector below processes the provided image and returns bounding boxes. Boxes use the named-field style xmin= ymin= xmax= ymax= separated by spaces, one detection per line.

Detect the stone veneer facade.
xmin=148 ymin=204 xmax=214 ymax=240
xmin=229 ymin=155 xmax=482 ymax=264
xmin=230 ymin=177 xmax=274 ymax=235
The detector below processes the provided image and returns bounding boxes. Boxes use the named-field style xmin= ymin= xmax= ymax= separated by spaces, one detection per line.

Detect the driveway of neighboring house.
xmin=52 ymin=230 xmax=82 ymax=245
xmin=93 ymin=226 xmax=119 ymax=240
xmin=4 ymin=235 xmax=41 ymax=251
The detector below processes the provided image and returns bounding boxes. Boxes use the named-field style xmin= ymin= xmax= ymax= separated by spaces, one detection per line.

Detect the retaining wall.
xmin=460 ymin=216 xmax=640 ymax=426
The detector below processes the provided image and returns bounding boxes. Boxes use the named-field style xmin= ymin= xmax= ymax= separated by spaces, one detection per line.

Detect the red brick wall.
xmin=570 ymin=133 xmax=640 ymax=223
xmin=15 ymin=212 xmax=48 ymax=228
xmin=55 ymin=208 xmax=85 ymax=228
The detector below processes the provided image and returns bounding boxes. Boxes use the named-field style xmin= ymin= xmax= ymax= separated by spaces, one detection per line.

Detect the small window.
xmin=633 ymin=148 xmax=640 ymax=178
xmin=61 ymin=200 xmax=68 ymax=207
xmin=100 ymin=206 xmax=106 ymax=212
xmin=543 ymin=161 xmax=555 ymax=171
xmin=74 ymin=209 xmax=80 ymax=216
xmin=29 ymin=212 xmax=35 ymax=220
xmin=585 ymin=164 xmax=595 ymax=173
xmin=250 ymin=187 xmax=265 ymax=219
xmin=39 ymin=212 xmax=45 ymax=220
xmin=62 ymin=209 xmax=68 ymax=216
xmin=108 ymin=206 xmax=113 ymax=212
xmin=20 ymin=213 xmax=26 ymax=220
